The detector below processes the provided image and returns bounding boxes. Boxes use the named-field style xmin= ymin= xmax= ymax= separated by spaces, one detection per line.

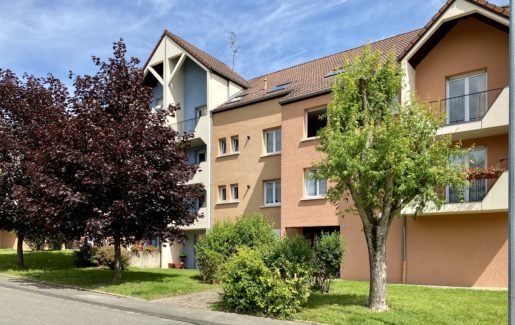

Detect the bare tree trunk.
xmin=113 ymin=235 xmax=122 ymax=281
xmin=16 ymin=233 xmax=24 ymax=269
xmin=364 ymin=225 xmax=389 ymax=311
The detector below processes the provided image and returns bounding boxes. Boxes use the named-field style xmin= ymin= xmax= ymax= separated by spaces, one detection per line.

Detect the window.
xmin=219 ymin=138 xmax=227 ymax=155
xmin=190 ymin=191 xmax=206 ymax=213
xmin=196 ymin=150 xmax=206 ymax=164
xmin=446 ymin=72 xmax=487 ymax=124
xmin=305 ymin=169 xmax=327 ymax=197
xmin=218 ymin=186 xmax=227 ymax=202
xmin=264 ymin=128 xmax=281 ymax=154
xmin=306 ymin=108 xmax=327 ymax=138
xmin=269 ymin=82 xmax=291 ymax=92
xmin=264 ymin=180 xmax=281 ymax=206
xmin=324 ymin=68 xmax=344 ymax=78
xmin=231 ymin=184 xmax=239 ymax=201
xmin=447 ymin=147 xmax=487 ymax=203
xmin=195 ymin=105 xmax=207 ymax=118
xmin=231 ymin=136 xmax=239 ymax=153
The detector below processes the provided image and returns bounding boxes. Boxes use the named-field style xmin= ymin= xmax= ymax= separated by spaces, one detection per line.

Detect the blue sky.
xmin=0 ymin=0 xmax=508 ymax=85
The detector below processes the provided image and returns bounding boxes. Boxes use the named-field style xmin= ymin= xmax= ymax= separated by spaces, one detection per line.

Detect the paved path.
xmin=0 ymin=276 xmax=304 ymax=325
xmin=155 ymin=288 xmax=220 ymax=310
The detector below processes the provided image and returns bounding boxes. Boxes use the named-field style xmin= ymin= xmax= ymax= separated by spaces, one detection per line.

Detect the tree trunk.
xmin=113 ymin=235 xmax=122 ymax=281
xmin=16 ymin=233 xmax=24 ymax=269
xmin=364 ymin=225 xmax=389 ymax=311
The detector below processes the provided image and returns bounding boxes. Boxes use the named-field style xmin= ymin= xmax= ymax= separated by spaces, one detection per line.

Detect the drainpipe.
xmin=401 ymin=216 xmax=407 ymax=284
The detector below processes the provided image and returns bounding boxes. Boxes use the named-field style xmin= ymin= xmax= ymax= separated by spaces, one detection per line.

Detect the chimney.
xmin=263 ymin=76 xmax=268 ymax=91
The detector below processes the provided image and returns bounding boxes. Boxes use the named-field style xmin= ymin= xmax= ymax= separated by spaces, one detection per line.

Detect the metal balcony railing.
xmin=171 ymin=117 xmax=200 ymax=134
xmin=446 ymin=157 xmax=508 ymax=203
xmin=428 ymin=88 xmax=504 ymax=126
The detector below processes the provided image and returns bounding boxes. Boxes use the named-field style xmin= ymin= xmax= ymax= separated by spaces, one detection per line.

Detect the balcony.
xmin=187 ymin=161 xmax=207 ymax=185
xmin=171 ymin=115 xmax=208 ymax=145
xmin=403 ymin=158 xmax=508 ymax=215
xmin=430 ymin=87 xmax=508 ymax=140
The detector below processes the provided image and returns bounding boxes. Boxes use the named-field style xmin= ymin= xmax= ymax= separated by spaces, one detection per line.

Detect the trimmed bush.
xmin=220 ymin=247 xmax=311 ymax=317
xmin=196 ymin=214 xmax=277 ymax=283
xmin=74 ymin=245 xmax=129 ymax=270
xmin=74 ymin=244 xmax=100 ymax=267
xmin=97 ymin=246 xmax=129 ymax=271
xmin=313 ymin=231 xmax=346 ymax=293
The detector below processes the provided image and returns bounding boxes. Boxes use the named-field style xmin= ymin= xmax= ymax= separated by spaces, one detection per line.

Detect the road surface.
xmin=0 ymin=286 xmax=190 ymax=325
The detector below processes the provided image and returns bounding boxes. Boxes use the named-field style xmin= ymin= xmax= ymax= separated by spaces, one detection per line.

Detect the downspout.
xmin=401 ymin=216 xmax=407 ymax=284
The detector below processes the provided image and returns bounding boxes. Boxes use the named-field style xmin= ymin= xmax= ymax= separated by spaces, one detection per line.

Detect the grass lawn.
xmin=292 ymin=280 xmax=507 ymax=325
xmin=0 ymin=249 xmax=214 ymax=300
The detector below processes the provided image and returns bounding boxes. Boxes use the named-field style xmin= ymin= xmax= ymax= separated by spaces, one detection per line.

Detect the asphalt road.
xmin=0 ymin=286 xmax=190 ymax=325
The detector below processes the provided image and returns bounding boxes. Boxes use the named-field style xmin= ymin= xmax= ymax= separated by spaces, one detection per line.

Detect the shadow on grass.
xmin=306 ymin=292 xmax=368 ymax=308
xmin=0 ymin=250 xmax=179 ymax=291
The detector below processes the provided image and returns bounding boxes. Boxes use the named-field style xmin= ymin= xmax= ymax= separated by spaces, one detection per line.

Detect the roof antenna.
xmin=226 ymin=31 xmax=240 ymax=70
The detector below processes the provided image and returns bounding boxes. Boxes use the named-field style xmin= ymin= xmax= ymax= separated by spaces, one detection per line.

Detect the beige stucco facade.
xmin=212 ymin=99 xmax=282 ymax=229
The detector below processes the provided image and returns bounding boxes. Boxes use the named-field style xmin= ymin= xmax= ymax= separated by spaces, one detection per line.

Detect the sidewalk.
xmin=0 ymin=275 xmax=304 ymax=325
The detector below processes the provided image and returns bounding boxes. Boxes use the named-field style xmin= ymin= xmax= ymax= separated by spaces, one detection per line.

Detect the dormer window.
xmin=269 ymin=82 xmax=291 ymax=92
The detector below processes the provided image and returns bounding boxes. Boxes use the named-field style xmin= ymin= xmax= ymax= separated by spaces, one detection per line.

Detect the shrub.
xmin=220 ymin=247 xmax=311 ymax=317
xmin=97 ymin=246 xmax=129 ymax=271
xmin=313 ymin=232 xmax=346 ymax=293
xmin=196 ymin=214 xmax=277 ymax=283
xmin=74 ymin=244 xmax=100 ymax=267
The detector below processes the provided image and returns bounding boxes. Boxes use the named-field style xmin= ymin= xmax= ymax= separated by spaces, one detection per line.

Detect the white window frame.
xmin=445 ymin=72 xmax=487 ymax=124
xmin=446 ymin=147 xmax=488 ymax=203
xmin=264 ymin=128 xmax=281 ymax=154
xmin=305 ymin=168 xmax=327 ymax=198
xmin=218 ymin=185 xmax=227 ymax=202
xmin=305 ymin=107 xmax=327 ymax=139
xmin=230 ymin=184 xmax=239 ymax=202
xmin=195 ymin=105 xmax=207 ymax=118
xmin=231 ymin=136 xmax=239 ymax=153
xmin=219 ymin=138 xmax=227 ymax=155
xmin=264 ymin=180 xmax=281 ymax=206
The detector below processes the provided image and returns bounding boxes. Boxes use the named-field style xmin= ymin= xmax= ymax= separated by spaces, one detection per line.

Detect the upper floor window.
xmin=264 ymin=128 xmax=281 ymax=154
xmin=264 ymin=180 xmax=281 ymax=206
xmin=196 ymin=150 xmax=206 ymax=164
xmin=305 ymin=169 xmax=327 ymax=198
xmin=231 ymin=136 xmax=239 ymax=153
xmin=446 ymin=72 xmax=487 ymax=124
xmin=306 ymin=108 xmax=327 ymax=138
xmin=231 ymin=184 xmax=239 ymax=201
xmin=219 ymin=138 xmax=227 ymax=155
xmin=195 ymin=105 xmax=207 ymax=118
xmin=447 ymin=147 xmax=487 ymax=203
xmin=218 ymin=185 xmax=227 ymax=202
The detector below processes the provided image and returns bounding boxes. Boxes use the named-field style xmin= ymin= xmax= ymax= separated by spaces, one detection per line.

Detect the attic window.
xmin=228 ymin=93 xmax=247 ymax=102
xmin=324 ymin=68 xmax=344 ymax=78
xmin=269 ymin=82 xmax=291 ymax=92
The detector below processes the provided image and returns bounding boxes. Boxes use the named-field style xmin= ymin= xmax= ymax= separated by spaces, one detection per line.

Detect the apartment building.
xmin=143 ymin=0 xmax=509 ymax=287
xmin=143 ymin=30 xmax=246 ymax=268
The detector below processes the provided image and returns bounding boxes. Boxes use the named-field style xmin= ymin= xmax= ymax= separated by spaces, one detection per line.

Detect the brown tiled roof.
xmin=399 ymin=0 xmax=509 ymax=60
xmin=144 ymin=30 xmax=249 ymax=88
xmin=213 ymin=29 xmax=421 ymax=112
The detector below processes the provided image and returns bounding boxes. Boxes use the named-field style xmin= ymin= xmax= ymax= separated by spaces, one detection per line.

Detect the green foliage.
xmin=196 ymin=214 xmax=277 ymax=283
xmin=74 ymin=244 xmax=100 ymax=267
xmin=313 ymin=232 xmax=346 ymax=293
xmin=97 ymin=246 xmax=129 ymax=271
xmin=74 ymin=245 xmax=128 ymax=270
xmin=220 ymin=247 xmax=311 ymax=317
xmin=317 ymin=46 xmax=465 ymax=218
xmin=268 ymin=235 xmax=314 ymax=281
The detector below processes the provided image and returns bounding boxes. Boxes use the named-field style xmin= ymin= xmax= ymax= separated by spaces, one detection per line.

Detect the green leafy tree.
xmin=316 ymin=47 xmax=465 ymax=311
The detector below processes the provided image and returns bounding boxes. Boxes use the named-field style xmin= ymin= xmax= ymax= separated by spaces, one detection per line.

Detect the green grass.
xmin=0 ymin=249 xmax=214 ymax=300
xmin=292 ymin=280 xmax=507 ymax=325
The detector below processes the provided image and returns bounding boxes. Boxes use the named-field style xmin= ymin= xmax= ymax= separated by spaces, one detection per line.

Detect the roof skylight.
xmin=324 ymin=68 xmax=344 ymax=78
xmin=269 ymin=82 xmax=291 ymax=92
